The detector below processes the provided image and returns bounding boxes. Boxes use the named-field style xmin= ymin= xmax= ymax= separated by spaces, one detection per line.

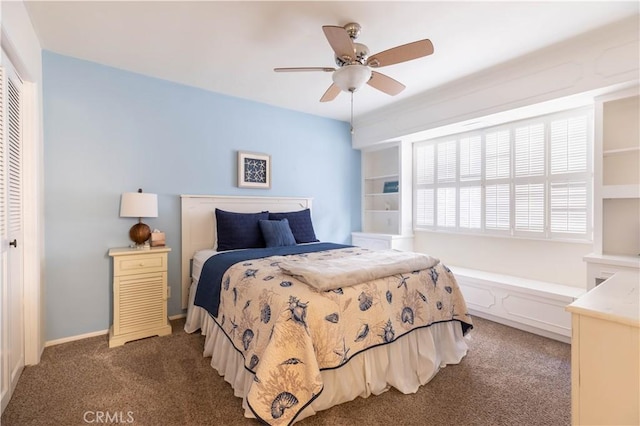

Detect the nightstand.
xmin=108 ymin=246 xmax=172 ymax=347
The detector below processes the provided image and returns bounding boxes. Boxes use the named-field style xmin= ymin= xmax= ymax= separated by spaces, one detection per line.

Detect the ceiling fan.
xmin=274 ymin=22 xmax=434 ymax=102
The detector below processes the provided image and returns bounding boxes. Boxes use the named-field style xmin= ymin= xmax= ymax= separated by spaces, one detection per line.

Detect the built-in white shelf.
xmin=601 ymin=184 xmax=640 ymax=199
xmin=365 ymin=192 xmax=399 ymax=197
xmin=364 ymin=173 xmax=399 ymax=180
xmin=359 ymin=141 xmax=413 ymax=249
xmin=603 ymin=146 xmax=640 ymax=156
xmin=588 ymin=87 xmax=640 ymax=289
xmin=584 ymin=253 xmax=640 ymax=269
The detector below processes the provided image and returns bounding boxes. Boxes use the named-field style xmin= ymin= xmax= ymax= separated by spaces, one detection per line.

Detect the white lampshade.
xmin=120 ymin=192 xmax=158 ymax=218
xmin=332 ymin=64 xmax=372 ymax=93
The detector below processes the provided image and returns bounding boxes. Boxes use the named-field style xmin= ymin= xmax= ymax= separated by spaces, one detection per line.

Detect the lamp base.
xmin=129 ymin=222 xmax=151 ymax=245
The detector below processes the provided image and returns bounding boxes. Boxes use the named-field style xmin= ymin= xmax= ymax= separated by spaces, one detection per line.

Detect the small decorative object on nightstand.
xmin=108 ymin=246 xmax=172 ymax=347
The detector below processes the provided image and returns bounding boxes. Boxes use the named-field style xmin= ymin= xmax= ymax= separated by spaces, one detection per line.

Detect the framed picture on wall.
xmin=238 ymin=151 xmax=271 ymax=189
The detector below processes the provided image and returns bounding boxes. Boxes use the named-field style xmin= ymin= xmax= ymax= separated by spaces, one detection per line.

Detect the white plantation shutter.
xmin=485 ymin=184 xmax=510 ymax=230
xmin=459 ymin=135 xmax=482 ymax=230
xmin=413 ymin=107 xmax=591 ymax=241
xmin=437 ymin=187 xmax=456 ymax=227
xmin=415 ymin=144 xmax=434 ymax=185
xmin=460 ymin=136 xmax=481 ymax=181
xmin=550 ymin=181 xmax=587 ymax=234
xmin=486 ymin=130 xmax=510 ymax=180
xmin=549 ymin=115 xmax=589 ymax=235
xmin=460 ymin=186 xmax=481 ymax=229
xmin=515 ymin=123 xmax=545 ymax=177
xmin=485 ymin=129 xmax=510 ymax=232
xmin=551 ymin=116 xmax=587 ymax=174
xmin=415 ymin=143 xmax=435 ymax=227
xmin=437 ymin=140 xmax=456 ymax=183
xmin=415 ymin=188 xmax=434 ymax=226
xmin=515 ymin=183 xmax=545 ymax=232
xmin=513 ymin=122 xmax=545 ymax=234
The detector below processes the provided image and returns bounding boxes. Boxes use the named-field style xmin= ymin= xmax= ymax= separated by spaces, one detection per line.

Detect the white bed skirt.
xmin=185 ymin=284 xmax=469 ymax=423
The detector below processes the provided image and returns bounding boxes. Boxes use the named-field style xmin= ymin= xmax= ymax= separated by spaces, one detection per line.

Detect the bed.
xmin=181 ymin=195 xmax=473 ymax=425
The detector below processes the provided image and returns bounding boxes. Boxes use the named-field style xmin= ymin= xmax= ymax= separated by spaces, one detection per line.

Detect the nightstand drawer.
xmin=114 ymin=253 xmax=167 ymax=276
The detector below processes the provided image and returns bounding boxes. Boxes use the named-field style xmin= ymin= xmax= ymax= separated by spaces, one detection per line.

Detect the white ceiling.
xmin=24 ymin=1 xmax=639 ymax=122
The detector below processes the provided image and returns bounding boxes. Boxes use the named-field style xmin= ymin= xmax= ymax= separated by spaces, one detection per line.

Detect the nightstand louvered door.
xmin=108 ymin=247 xmax=172 ymax=347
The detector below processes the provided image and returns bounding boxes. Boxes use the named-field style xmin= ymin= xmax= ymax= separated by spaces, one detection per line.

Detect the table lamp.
xmin=120 ymin=189 xmax=158 ymax=247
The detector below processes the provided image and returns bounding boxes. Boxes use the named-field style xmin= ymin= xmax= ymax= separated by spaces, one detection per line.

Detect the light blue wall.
xmin=43 ymin=51 xmax=361 ymax=341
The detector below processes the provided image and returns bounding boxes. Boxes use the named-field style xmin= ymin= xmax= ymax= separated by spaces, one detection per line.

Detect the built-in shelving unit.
xmin=352 ymin=141 xmax=413 ymax=251
xmin=585 ymin=86 xmax=640 ymax=289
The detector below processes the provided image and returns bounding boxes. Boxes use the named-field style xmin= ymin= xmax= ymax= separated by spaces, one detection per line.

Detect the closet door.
xmin=0 ymin=59 xmax=25 ymax=414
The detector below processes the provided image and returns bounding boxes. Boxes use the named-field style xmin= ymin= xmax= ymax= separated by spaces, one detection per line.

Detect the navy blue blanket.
xmin=194 ymin=243 xmax=351 ymax=317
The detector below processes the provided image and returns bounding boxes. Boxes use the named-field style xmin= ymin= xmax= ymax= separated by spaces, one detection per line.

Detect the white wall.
xmin=414 ymin=232 xmax=591 ymax=287
xmin=1 ymin=1 xmax=45 ymax=364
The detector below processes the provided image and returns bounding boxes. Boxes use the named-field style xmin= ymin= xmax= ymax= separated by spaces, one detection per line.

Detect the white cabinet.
xmin=108 ymin=247 xmax=172 ymax=347
xmin=566 ymin=271 xmax=639 ymax=426
xmin=354 ymin=141 xmax=413 ymax=250
xmin=585 ymin=86 xmax=640 ymax=289
xmin=351 ymin=232 xmax=413 ymax=251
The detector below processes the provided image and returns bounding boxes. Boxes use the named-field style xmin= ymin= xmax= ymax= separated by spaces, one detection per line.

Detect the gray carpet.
xmin=1 ymin=316 xmax=570 ymax=426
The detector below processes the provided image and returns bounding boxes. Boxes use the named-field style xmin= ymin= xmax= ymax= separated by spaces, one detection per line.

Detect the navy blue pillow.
xmin=268 ymin=209 xmax=319 ymax=244
xmin=259 ymin=219 xmax=297 ymax=248
xmin=215 ymin=209 xmax=269 ymax=251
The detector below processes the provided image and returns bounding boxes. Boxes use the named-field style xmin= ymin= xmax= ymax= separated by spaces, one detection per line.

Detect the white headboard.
xmin=180 ymin=195 xmax=313 ymax=308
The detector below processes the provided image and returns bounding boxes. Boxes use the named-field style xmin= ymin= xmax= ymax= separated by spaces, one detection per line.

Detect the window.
xmin=413 ymin=108 xmax=592 ymax=241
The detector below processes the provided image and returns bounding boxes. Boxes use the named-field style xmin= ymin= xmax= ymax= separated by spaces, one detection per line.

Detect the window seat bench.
xmin=449 ymin=266 xmax=586 ymax=343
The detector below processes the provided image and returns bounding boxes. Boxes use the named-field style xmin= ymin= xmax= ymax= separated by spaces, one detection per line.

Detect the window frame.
xmin=412 ymin=107 xmax=593 ymax=243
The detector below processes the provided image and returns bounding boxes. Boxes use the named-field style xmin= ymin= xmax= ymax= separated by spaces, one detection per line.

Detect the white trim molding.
xmin=353 ymin=16 xmax=639 ymax=148
xmin=45 ymin=329 xmax=109 ymax=348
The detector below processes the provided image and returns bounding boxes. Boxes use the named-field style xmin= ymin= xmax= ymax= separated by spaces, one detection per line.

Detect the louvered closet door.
xmin=0 ymin=59 xmax=25 ymax=414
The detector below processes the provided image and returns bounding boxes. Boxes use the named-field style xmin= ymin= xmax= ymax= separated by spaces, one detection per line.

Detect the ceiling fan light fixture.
xmin=332 ymin=64 xmax=372 ymax=93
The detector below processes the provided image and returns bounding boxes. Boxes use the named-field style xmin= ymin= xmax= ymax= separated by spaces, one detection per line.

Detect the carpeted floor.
xmin=1 ymin=316 xmax=570 ymax=426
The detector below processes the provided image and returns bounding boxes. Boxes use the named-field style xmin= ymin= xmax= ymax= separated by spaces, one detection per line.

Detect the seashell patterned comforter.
xmin=197 ymin=244 xmax=473 ymax=425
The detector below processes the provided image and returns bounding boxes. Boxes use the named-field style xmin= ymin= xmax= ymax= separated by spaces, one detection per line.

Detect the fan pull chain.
xmin=350 ymin=90 xmax=354 ymax=135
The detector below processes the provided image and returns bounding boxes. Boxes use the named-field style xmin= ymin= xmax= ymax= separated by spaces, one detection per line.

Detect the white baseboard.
xmin=45 ymin=329 xmax=108 ymax=347
xmin=469 ymin=310 xmax=572 ymax=344
xmin=451 ymin=266 xmax=585 ymax=343
xmin=45 ymin=315 xmax=187 ymax=348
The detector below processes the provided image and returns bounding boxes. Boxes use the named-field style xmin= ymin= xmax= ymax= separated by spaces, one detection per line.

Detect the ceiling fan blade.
xmin=274 ymin=67 xmax=335 ymax=72
xmin=367 ymin=39 xmax=434 ymax=68
xmin=322 ymin=25 xmax=355 ymax=61
xmin=367 ymin=71 xmax=406 ymax=96
xmin=320 ymin=84 xmax=341 ymax=102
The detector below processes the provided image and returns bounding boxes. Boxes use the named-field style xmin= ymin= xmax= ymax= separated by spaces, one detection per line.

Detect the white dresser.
xmin=108 ymin=246 xmax=172 ymax=347
xmin=565 ymin=271 xmax=639 ymax=425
